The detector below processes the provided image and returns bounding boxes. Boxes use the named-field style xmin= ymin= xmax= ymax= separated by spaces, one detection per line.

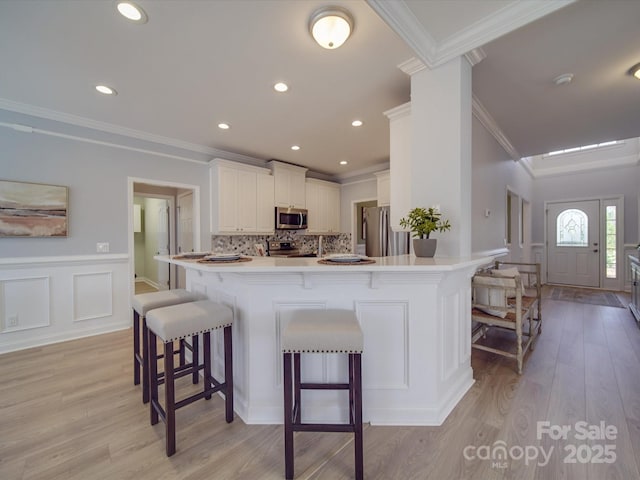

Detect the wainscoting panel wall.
xmin=0 ymin=254 xmax=130 ymax=354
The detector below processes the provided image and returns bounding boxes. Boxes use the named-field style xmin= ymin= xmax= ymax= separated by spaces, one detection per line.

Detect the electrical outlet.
xmin=7 ymin=314 xmax=18 ymax=327
xmin=96 ymin=242 xmax=110 ymax=253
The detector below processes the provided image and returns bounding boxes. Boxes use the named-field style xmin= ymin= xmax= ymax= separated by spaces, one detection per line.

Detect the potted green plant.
xmin=399 ymin=206 xmax=451 ymax=257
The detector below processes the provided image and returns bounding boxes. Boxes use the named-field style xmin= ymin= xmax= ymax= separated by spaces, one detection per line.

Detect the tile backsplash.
xmin=211 ymin=231 xmax=352 ymax=256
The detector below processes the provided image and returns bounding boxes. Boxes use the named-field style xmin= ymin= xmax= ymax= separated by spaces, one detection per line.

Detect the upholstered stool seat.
xmin=132 ymin=289 xmax=204 ymax=403
xmin=147 ymin=300 xmax=234 ymax=457
xmin=282 ymin=309 xmax=364 ymax=480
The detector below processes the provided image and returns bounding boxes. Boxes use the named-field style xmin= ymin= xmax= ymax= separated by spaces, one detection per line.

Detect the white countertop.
xmin=156 ymin=254 xmax=492 ymax=273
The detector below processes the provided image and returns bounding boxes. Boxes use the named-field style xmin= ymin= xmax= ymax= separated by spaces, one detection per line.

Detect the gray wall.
xmin=471 ymin=117 xmax=533 ymax=253
xmin=0 ymin=110 xmax=211 ymax=258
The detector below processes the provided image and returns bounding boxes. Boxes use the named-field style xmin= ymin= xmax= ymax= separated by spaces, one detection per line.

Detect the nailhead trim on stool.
xmin=282 ymin=309 xmax=364 ymax=480
xmin=132 ymin=289 xmax=204 ymax=404
xmin=147 ymin=300 xmax=234 ymax=457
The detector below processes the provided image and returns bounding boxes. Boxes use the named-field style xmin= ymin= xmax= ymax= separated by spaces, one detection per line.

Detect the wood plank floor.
xmin=1 ymin=288 xmax=639 ymax=479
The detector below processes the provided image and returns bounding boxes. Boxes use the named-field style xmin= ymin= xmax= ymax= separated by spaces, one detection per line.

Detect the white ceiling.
xmin=0 ymin=0 xmax=638 ymax=179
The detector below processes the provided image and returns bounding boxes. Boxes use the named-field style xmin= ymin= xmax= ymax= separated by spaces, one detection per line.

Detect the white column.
xmin=405 ymin=56 xmax=472 ymax=258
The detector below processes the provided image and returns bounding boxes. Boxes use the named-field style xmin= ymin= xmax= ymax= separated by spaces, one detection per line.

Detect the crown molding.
xmin=398 ymin=57 xmax=426 ymax=76
xmin=366 ymin=0 xmax=437 ymax=68
xmin=471 ymin=95 xmax=521 ymax=161
xmin=464 ymin=48 xmax=486 ymax=67
xmin=369 ymin=0 xmax=575 ymax=69
xmin=0 ymin=98 xmax=264 ymax=165
xmin=431 ymin=1 xmax=576 ymax=67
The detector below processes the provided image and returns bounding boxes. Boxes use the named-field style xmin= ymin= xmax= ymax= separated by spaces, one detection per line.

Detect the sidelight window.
xmin=606 ymin=206 xmax=617 ymax=278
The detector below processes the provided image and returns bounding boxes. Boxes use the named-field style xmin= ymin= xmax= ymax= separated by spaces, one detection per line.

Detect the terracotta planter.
xmin=413 ymin=238 xmax=437 ymax=257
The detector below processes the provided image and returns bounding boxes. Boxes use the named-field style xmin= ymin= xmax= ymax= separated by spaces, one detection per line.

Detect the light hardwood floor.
xmin=2 ymin=288 xmax=640 ymax=479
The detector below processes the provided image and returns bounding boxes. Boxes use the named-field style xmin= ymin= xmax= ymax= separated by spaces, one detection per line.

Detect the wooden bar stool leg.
xmin=191 ymin=334 xmax=200 ymax=384
xmin=353 ymin=353 xmax=364 ymax=480
xmin=164 ymin=341 xmax=176 ymax=457
xmin=283 ymin=352 xmax=294 ymax=480
xmin=149 ymin=329 xmax=159 ymax=426
xmin=224 ymin=325 xmax=234 ymax=423
xmin=142 ymin=318 xmax=150 ymax=404
xmin=179 ymin=339 xmax=186 ymax=366
xmin=349 ymin=354 xmax=355 ymax=424
xmin=133 ymin=310 xmax=141 ymax=385
xmin=293 ymin=353 xmax=301 ymax=424
xmin=203 ymin=332 xmax=212 ymax=400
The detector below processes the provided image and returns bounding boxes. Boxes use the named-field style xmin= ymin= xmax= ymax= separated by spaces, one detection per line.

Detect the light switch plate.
xmin=96 ymin=242 xmax=110 ymax=253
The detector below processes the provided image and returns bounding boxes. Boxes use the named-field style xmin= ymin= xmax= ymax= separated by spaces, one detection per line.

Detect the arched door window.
xmin=556 ymin=209 xmax=588 ymax=247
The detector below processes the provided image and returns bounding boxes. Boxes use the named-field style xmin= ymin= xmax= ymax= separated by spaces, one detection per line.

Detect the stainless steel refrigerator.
xmin=364 ymin=206 xmax=410 ymax=257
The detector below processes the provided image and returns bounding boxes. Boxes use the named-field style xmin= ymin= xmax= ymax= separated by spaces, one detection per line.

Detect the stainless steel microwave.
xmin=275 ymin=207 xmax=308 ymax=230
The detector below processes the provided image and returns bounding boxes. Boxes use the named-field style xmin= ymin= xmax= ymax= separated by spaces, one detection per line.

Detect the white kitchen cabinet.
xmin=384 ymin=102 xmax=411 ymax=230
xmin=305 ymin=179 xmax=341 ymax=234
xmin=269 ymin=160 xmax=307 ymax=208
xmin=375 ymin=170 xmax=390 ymax=206
xmin=256 ymin=173 xmax=275 ymax=232
xmin=211 ymin=159 xmax=274 ymax=234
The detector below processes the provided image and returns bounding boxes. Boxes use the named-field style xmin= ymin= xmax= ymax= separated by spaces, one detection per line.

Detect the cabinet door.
xmin=327 ymin=186 xmax=340 ymax=233
xmin=289 ymin=170 xmax=306 ymax=208
xmin=218 ymin=167 xmax=238 ymax=232
xmin=273 ymin=169 xmax=290 ymax=207
xmin=305 ymin=181 xmax=320 ymax=232
xmin=236 ymin=170 xmax=257 ymax=232
xmin=256 ymin=174 xmax=275 ymax=232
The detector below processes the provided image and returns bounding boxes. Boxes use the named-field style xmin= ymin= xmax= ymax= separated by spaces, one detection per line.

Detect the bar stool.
xmin=132 ymin=289 xmax=204 ymax=403
xmin=282 ymin=309 xmax=364 ymax=480
xmin=147 ymin=300 xmax=234 ymax=457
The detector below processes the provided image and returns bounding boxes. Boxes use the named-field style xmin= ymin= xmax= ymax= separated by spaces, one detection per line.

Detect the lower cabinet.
xmin=630 ymin=256 xmax=640 ymax=324
xmin=211 ymin=159 xmax=274 ymax=234
xmin=306 ymin=179 xmax=340 ymax=234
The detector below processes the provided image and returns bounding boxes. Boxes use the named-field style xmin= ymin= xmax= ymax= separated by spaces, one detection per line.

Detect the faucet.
xmin=317 ymin=235 xmax=324 ymax=258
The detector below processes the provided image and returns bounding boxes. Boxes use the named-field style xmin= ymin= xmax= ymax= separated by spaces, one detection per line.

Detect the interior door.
xmin=547 ymin=200 xmax=600 ymax=287
xmin=177 ymin=192 xmax=193 ymax=288
xmin=156 ymin=200 xmax=170 ymax=290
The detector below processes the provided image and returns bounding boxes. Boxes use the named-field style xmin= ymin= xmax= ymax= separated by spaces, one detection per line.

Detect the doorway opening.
xmin=352 ymin=198 xmax=377 ymax=255
xmin=128 ymin=178 xmax=200 ymax=298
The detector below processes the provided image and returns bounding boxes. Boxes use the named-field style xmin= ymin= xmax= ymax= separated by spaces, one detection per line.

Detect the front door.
xmin=547 ymin=200 xmax=600 ymax=287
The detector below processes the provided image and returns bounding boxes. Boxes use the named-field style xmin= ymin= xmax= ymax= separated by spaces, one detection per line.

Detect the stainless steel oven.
xmin=275 ymin=207 xmax=308 ymax=230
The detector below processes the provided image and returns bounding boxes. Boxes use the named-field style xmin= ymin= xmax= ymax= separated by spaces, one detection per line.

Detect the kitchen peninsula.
xmin=156 ymin=254 xmax=491 ymax=426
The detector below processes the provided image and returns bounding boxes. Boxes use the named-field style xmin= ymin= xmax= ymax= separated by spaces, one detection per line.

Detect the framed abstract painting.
xmin=0 ymin=180 xmax=68 ymax=237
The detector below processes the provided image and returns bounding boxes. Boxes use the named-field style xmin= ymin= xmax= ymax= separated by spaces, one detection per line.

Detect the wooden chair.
xmin=471 ymin=261 xmax=542 ymax=374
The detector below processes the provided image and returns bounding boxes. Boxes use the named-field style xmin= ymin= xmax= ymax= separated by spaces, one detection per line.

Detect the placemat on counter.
xmin=318 ymin=259 xmax=376 ymax=265
xmin=197 ymin=257 xmax=252 ymax=264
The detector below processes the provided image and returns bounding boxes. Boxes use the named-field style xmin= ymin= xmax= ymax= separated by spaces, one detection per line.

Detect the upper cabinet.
xmin=384 ymin=102 xmax=411 ymax=230
xmin=269 ymin=160 xmax=307 ymax=208
xmin=306 ymin=179 xmax=341 ymax=234
xmin=210 ymin=159 xmax=274 ymax=234
xmin=375 ymin=170 xmax=390 ymax=206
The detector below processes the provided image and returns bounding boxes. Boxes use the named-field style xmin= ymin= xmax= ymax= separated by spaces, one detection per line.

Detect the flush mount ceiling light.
xmin=291 ymin=145 xmax=300 ymax=151
xmin=629 ymin=63 xmax=640 ymax=80
xmin=117 ymin=1 xmax=148 ymax=24
xmin=339 ymin=160 xmax=348 ymax=165
xmin=351 ymin=120 xmax=363 ymax=127
xmin=309 ymin=6 xmax=354 ymax=49
xmin=95 ymin=84 xmax=117 ymax=95
xmin=274 ymin=82 xmax=289 ymax=93
xmin=217 ymin=123 xmax=230 ymax=130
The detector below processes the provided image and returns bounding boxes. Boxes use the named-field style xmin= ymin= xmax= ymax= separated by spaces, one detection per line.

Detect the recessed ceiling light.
xmin=339 ymin=160 xmax=348 ymax=165
xmin=218 ymin=123 xmax=230 ymax=130
xmin=291 ymin=145 xmax=300 ymax=151
xmin=351 ymin=120 xmax=363 ymax=127
xmin=553 ymin=73 xmax=573 ymax=86
xmin=95 ymin=85 xmax=117 ymax=95
xmin=274 ymin=82 xmax=289 ymax=93
xmin=629 ymin=63 xmax=640 ymax=80
xmin=117 ymin=1 xmax=148 ymax=23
